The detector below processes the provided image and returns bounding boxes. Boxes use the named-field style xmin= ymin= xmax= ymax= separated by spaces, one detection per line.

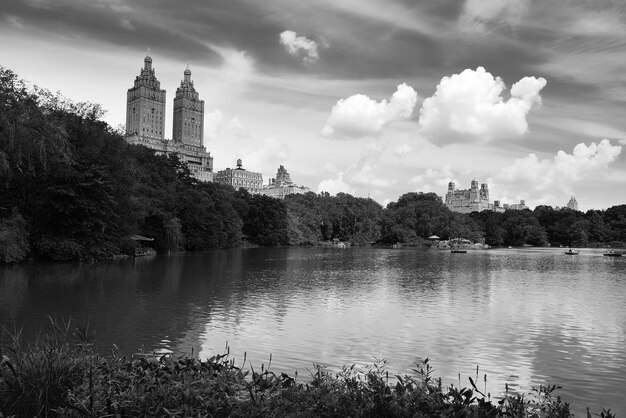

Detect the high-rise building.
xmin=566 ymin=196 xmax=578 ymax=211
xmin=125 ymin=54 xmax=214 ymax=182
xmin=259 ymin=165 xmax=310 ymax=199
xmin=126 ymin=53 xmax=166 ymax=143
xmin=173 ymin=66 xmax=204 ymax=147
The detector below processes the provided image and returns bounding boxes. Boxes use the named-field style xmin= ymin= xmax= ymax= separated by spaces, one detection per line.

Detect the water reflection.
xmin=1 ymin=247 xmax=624 ymax=416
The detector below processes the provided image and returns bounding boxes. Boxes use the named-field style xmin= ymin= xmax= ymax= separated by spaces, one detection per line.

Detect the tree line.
xmin=1 ymin=67 xmax=624 ymax=263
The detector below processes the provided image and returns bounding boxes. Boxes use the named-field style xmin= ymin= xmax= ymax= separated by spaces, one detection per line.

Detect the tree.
xmin=0 ymin=209 xmax=29 ymax=263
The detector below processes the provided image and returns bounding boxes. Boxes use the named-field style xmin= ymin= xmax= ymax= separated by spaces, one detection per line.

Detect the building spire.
xmin=184 ymin=62 xmax=191 ymax=83
xmin=144 ymin=47 xmax=152 ymax=70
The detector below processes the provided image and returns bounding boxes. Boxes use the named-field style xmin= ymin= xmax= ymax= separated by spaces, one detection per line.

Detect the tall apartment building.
xmin=444 ymin=180 xmax=530 ymax=213
xmin=126 ymin=54 xmax=166 ymax=143
xmin=259 ymin=165 xmax=310 ymax=199
xmin=445 ymin=180 xmax=491 ymax=213
xmin=566 ymin=196 xmax=578 ymax=210
xmin=173 ymin=67 xmax=204 ymax=147
xmin=125 ymin=53 xmax=214 ymax=182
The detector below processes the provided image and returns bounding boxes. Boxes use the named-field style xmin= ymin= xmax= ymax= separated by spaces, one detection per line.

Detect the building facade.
xmin=259 ymin=165 xmax=310 ymax=199
xmin=566 ymin=196 xmax=578 ymax=210
xmin=445 ymin=180 xmax=491 ymax=213
xmin=215 ymin=159 xmax=263 ymax=193
xmin=444 ymin=180 xmax=530 ymax=213
xmin=125 ymin=54 xmax=214 ymax=182
xmin=126 ymin=54 xmax=166 ymax=142
xmin=503 ymin=200 xmax=528 ymax=211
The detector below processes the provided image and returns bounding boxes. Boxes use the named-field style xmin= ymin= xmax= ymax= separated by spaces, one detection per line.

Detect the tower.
xmin=275 ymin=165 xmax=292 ymax=186
xmin=469 ymin=179 xmax=479 ymax=203
xmin=445 ymin=181 xmax=455 ymax=206
xmin=173 ymin=65 xmax=204 ymax=147
xmin=480 ymin=183 xmax=489 ymax=202
xmin=566 ymin=196 xmax=578 ymax=211
xmin=126 ymin=52 xmax=166 ymax=141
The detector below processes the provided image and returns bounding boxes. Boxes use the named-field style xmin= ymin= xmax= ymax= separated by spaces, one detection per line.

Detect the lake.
xmin=1 ymin=247 xmax=624 ymax=416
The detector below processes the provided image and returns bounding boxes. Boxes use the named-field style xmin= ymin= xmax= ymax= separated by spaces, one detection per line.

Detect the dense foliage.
xmin=1 ymin=66 xmax=625 ymax=263
xmin=1 ymin=321 xmax=615 ymax=417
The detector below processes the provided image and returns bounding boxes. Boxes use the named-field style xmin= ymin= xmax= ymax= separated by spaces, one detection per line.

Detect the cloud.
xmin=499 ymin=139 xmax=622 ymax=189
xmin=460 ymin=0 xmax=530 ymax=32
xmin=279 ymin=30 xmax=320 ymax=63
xmin=120 ymin=18 xmax=133 ymax=30
xmin=240 ymin=137 xmax=289 ymax=174
xmin=418 ymin=67 xmax=546 ymax=145
xmin=204 ymin=110 xmax=248 ymax=142
xmin=317 ymin=172 xmax=355 ymax=196
xmin=408 ymin=166 xmax=455 ymax=193
xmin=348 ymin=142 xmax=395 ymax=188
xmin=209 ymin=45 xmax=255 ymax=101
xmin=322 ymin=83 xmax=418 ymax=139
xmin=393 ymin=143 xmax=413 ymax=158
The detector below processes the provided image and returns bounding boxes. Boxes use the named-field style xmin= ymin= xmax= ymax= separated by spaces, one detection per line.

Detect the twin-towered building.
xmin=124 ymin=53 xmax=308 ymax=197
xmin=125 ymin=53 xmax=213 ymax=182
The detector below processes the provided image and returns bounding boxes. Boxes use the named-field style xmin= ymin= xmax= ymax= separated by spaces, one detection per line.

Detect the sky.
xmin=1 ymin=0 xmax=626 ymax=211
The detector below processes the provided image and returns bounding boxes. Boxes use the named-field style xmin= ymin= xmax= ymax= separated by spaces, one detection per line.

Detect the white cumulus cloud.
xmin=393 ymin=143 xmax=413 ymax=158
xmin=499 ymin=139 xmax=622 ymax=189
xmin=317 ymin=172 xmax=355 ymax=196
xmin=322 ymin=83 xmax=418 ymax=139
xmin=204 ymin=110 xmax=248 ymax=142
xmin=239 ymin=137 xmax=289 ymax=175
xmin=408 ymin=166 xmax=455 ymax=194
xmin=279 ymin=30 xmax=320 ymax=63
xmin=418 ymin=67 xmax=546 ymax=145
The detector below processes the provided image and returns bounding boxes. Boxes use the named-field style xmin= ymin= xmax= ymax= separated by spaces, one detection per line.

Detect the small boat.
xmin=603 ymin=250 xmax=622 ymax=257
xmin=564 ymin=249 xmax=579 ymax=255
xmin=451 ymin=249 xmax=467 ymax=254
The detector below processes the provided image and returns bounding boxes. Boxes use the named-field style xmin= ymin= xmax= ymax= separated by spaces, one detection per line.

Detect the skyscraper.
xmin=173 ymin=66 xmax=204 ymax=147
xmin=126 ymin=53 xmax=166 ymax=143
xmin=566 ymin=196 xmax=578 ymax=211
xmin=125 ymin=54 xmax=214 ymax=181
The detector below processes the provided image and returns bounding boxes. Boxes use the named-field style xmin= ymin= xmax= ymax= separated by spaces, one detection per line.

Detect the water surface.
xmin=1 ymin=247 xmax=624 ymax=416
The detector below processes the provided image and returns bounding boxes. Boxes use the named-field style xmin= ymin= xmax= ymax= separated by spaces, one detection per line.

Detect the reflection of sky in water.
xmin=1 ymin=247 xmax=624 ymax=416
xmin=196 ymin=248 xmax=625 ymax=416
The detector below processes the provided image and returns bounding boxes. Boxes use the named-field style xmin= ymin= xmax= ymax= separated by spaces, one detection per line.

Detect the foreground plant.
xmin=0 ymin=322 xmax=614 ymax=417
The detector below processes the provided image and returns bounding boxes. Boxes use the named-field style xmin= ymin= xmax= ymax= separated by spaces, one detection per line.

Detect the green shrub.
xmin=0 ymin=318 xmax=92 ymax=416
xmin=0 ymin=324 xmax=608 ymax=417
xmin=34 ymin=236 xmax=84 ymax=261
xmin=0 ymin=209 xmax=29 ymax=263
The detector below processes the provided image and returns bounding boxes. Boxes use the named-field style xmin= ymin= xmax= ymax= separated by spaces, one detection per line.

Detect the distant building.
xmin=445 ymin=180 xmax=491 ymax=213
xmin=504 ymin=200 xmax=528 ymax=211
xmin=259 ymin=165 xmax=310 ymax=199
xmin=566 ymin=196 xmax=578 ymax=210
xmin=125 ymin=53 xmax=214 ymax=182
xmin=444 ymin=180 xmax=528 ymax=213
xmin=215 ymin=159 xmax=263 ymax=193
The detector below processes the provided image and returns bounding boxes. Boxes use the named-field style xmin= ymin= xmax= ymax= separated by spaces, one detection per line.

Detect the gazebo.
xmin=427 ymin=235 xmax=441 ymax=247
xmin=123 ymin=234 xmax=155 ymax=256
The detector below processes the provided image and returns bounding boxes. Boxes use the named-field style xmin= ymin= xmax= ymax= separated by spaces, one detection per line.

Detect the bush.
xmin=0 ymin=323 xmax=611 ymax=417
xmin=34 ymin=236 xmax=84 ymax=261
xmin=0 ymin=318 xmax=92 ymax=417
xmin=0 ymin=209 xmax=29 ymax=263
